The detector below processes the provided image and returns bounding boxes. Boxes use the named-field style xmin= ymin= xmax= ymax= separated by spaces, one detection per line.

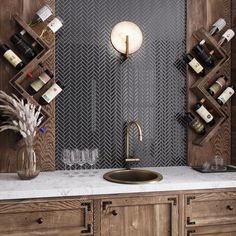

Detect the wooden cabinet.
xmin=1 ymin=189 xmax=236 ymax=236
xmin=184 ymin=191 xmax=236 ymax=236
xmin=100 ymin=195 xmax=179 ymax=236
xmin=0 ymin=198 xmax=93 ymax=236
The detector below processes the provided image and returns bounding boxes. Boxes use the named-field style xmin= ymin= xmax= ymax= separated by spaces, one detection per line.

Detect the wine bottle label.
xmin=189 ymin=58 xmax=203 ymax=74
xmin=196 ymin=105 xmax=213 ymax=123
xmin=191 ymin=119 xmax=205 ymax=134
xmin=39 ymin=72 xmax=52 ymax=84
xmin=47 ymin=18 xmax=63 ymax=33
xmin=217 ymin=87 xmax=235 ymax=104
xmin=36 ymin=5 xmax=53 ymax=22
xmin=209 ymin=83 xmax=221 ymax=94
xmin=30 ymin=80 xmax=45 ymax=92
xmin=216 ymin=77 xmax=226 ymax=87
xmin=213 ymin=18 xmax=226 ymax=32
xmin=42 ymin=83 xmax=62 ymax=103
xmin=3 ymin=50 xmax=22 ymax=67
xmin=222 ymin=29 xmax=235 ymax=42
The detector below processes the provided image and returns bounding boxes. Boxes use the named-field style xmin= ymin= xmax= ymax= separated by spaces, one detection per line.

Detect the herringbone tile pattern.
xmin=55 ymin=0 xmax=187 ymax=169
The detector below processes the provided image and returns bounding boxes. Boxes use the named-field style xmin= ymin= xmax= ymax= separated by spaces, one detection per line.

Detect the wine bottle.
xmin=0 ymin=44 xmax=25 ymax=70
xmin=208 ymin=18 xmax=226 ymax=36
xmin=209 ymin=29 xmax=235 ymax=56
xmin=28 ymin=69 xmax=54 ymax=95
xmin=218 ymin=29 xmax=235 ymax=47
xmin=183 ymin=53 xmax=205 ymax=77
xmin=208 ymin=75 xmax=228 ymax=96
xmin=192 ymin=19 xmax=226 ymax=67
xmin=39 ymin=17 xmax=63 ymax=39
xmin=39 ymin=81 xmax=63 ymax=105
xmin=30 ymin=5 xmax=53 ymax=26
xmin=193 ymin=100 xmax=215 ymax=126
xmin=192 ymin=43 xmax=215 ymax=67
xmin=10 ymin=33 xmax=36 ymax=60
xmin=184 ymin=112 xmax=206 ymax=135
xmin=217 ymin=85 xmax=235 ymax=105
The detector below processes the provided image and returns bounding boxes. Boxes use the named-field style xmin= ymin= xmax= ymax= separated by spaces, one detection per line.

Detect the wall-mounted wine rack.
xmin=9 ymin=15 xmax=54 ymax=126
xmin=190 ymin=28 xmax=229 ymax=146
xmin=187 ymin=0 xmax=232 ymax=167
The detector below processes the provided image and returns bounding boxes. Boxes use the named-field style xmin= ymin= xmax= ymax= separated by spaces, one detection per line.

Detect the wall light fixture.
xmin=110 ymin=21 xmax=143 ymax=58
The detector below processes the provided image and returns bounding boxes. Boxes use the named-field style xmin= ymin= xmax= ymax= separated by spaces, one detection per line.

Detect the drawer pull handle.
xmin=112 ymin=210 xmax=118 ymax=216
xmin=37 ymin=218 xmax=43 ymax=224
xmin=227 ymin=205 xmax=234 ymax=211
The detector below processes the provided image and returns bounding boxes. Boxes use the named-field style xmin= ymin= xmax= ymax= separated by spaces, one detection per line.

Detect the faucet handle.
xmin=125 ymin=158 xmax=140 ymax=163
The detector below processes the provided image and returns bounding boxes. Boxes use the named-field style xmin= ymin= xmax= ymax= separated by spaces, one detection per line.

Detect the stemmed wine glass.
xmin=88 ymin=148 xmax=98 ymax=176
xmin=66 ymin=149 xmax=75 ymax=177
xmin=74 ymin=149 xmax=86 ymax=176
xmin=62 ymin=149 xmax=70 ymax=175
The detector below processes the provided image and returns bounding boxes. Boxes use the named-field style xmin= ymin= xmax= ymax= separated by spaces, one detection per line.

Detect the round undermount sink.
xmin=103 ymin=169 xmax=163 ymax=184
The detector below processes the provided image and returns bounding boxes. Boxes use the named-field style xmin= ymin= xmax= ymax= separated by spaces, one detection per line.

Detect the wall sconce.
xmin=110 ymin=21 xmax=143 ymax=58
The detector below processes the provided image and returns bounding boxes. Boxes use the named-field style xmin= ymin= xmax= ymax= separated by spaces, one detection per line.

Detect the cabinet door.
xmin=0 ymin=198 xmax=93 ymax=236
xmin=186 ymin=224 xmax=236 ymax=236
xmin=101 ymin=195 xmax=178 ymax=236
xmin=185 ymin=192 xmax=236 ymax=227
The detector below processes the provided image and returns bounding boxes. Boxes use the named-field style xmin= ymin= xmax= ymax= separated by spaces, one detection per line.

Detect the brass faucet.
xmin=125 ymin=121 xmax=143 ymax=164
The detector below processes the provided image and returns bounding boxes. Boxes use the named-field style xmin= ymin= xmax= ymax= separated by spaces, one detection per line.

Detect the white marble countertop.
xmin=0 ymin=166 xmax=236 ymax=200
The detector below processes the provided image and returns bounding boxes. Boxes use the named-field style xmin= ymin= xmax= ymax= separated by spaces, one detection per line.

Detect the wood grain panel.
xmin=185 ymin=192 xmax=236 ymax=227
xmin=187 ymin=0 xmax=231 ymax=166
xmin=101 ymin=195 xmax=178 ymax=236
xmin=0 ymin=0 xmax=55 ymax=172
xmin=231 ymin=1 xmax=236 ymax=165
xmin=0 ymin=198 xmax=93 ymax=236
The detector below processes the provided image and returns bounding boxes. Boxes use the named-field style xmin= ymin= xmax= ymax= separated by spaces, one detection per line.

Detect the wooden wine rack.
xmin=9 ymin=15 xmax=54 ymax=126
xmin=190 ymin=28 xmax=229 ymax=146
xmin=186 ymin=0 xmax=232 ymax=167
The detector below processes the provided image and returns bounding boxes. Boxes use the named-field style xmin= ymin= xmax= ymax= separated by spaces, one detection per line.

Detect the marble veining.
xmin=0 ymin=166 xmax=236 ymax=200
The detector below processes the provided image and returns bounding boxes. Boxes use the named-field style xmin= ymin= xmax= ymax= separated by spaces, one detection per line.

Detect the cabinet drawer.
xmin=185 ymin=192 xmax=236 ymax=227
xmin=185 ymin=224 xmax=236 ymax=236
xmin=0 ymin=198 xmax=93 ymax=235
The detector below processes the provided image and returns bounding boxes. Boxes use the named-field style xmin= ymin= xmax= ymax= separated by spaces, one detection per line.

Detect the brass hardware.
xmin=81 ymin=224 xmax=92 ymax=234
xmin=112 ymin=210 xmax=118 ymax=216
xmin=125 ymin=121 xmax=143 ymax=163
xmin=187 ymin=196 xmax=196 ymax=205
xmin=37 ymin=217 xmax=43 ymax=224
xmin=227 ymin=205 xmax=234 ymax=211
xmin=102 ymin=201 xmax=112 ymax=211
xmin=81 ymin=202 xmax=91 ymax=211
xmin=187 ymin=229 xmax=196 ymax=236
xmin=125 ymin=35 xmax=129 ymax=58
xmin=187 ymin=217 xmax=195 ymax=225
xmin=103 ymin=169 xmax=163 ymax=184
xmin=168 ymin=197 xmax=177 ymax=206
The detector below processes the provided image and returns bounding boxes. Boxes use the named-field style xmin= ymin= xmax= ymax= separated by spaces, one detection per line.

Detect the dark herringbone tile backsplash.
xmin=55 ymin=0 xmax=187 ymax=169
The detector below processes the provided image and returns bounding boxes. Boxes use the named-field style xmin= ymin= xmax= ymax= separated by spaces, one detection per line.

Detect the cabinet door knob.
xmin=112 ymin=210 xmax=118 ymax=216
xmin=37 ymin=217 xmax=43 ymax=224
xmin=227 ymin=205 xmax=234 ymax=211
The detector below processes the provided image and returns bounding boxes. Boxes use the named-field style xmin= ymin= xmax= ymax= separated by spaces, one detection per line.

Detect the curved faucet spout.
xmin=125 ymin=121 xmax=143 ymax=162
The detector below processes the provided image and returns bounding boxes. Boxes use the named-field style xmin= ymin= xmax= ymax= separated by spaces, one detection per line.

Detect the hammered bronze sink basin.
xmin=103 ymin=169 xmax=163 ymax=184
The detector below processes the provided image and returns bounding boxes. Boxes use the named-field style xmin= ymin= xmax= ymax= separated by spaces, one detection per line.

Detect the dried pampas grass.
xmin=0 ymin=90 xmax=43 ymax=146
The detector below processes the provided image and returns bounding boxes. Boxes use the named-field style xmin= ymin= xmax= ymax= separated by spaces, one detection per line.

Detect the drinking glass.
xmin=66 ymin=149 xmax=75 ymax=177
xmin=88 ymin=148 xmax=98 ymax=176
xmin=82 ymin=149 xmax=89 ymax=174
xmin=74 ymin=149 xmax=86 ymax=176
xmin=62 ymin=149 xmax=70 ymax=174
xmin=211 ymin=155 xmax=226 ymax=171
